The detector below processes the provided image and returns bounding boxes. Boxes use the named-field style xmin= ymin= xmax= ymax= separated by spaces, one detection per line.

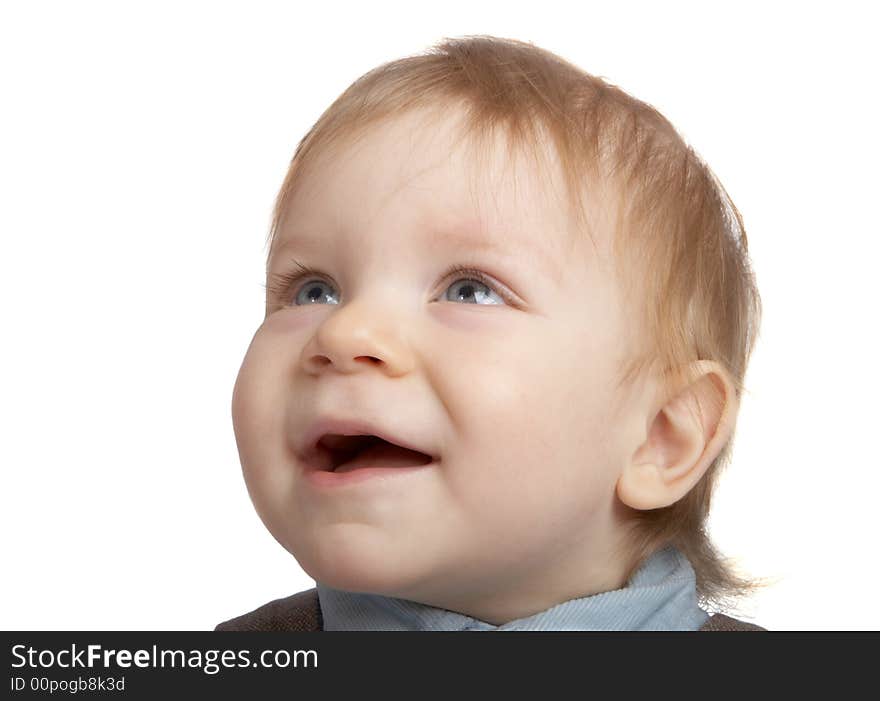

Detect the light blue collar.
xmin=316 ymin=545 xmax=709 ymax=630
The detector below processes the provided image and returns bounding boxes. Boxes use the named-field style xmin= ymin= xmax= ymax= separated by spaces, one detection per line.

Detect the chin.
xmin=295 ymin=534 xmax=424 ymax=597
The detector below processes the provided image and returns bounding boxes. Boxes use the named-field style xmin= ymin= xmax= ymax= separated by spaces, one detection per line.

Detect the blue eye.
xmin=442 ymin=273 xmax=506 ymax=305
xmin=293 ymin=278 xmax=339 ymax=306
xmin=266 ymin=263 xmax=511 ymax=308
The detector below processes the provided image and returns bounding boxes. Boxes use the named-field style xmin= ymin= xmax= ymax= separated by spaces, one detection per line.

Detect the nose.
xmin=300 ymin=299 xmax=414 ymax=376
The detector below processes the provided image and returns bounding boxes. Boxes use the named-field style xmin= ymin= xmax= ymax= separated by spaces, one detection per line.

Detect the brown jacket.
xmin=214 ymin=588 xmax=766 ymax=631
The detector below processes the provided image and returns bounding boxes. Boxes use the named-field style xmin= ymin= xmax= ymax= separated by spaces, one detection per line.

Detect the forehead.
xmin=269 ymin=107 xmax=580 ymax=278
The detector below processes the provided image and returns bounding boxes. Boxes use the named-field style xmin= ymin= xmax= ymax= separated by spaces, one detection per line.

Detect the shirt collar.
xmin=316 ymin=545 xmax=709 ymax=630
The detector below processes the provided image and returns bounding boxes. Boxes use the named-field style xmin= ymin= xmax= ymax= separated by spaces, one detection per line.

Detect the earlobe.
xmin=616 ymin=462 xmax=672 ymax=510
xmin=616 ymin=361 xmax=738 ymax=511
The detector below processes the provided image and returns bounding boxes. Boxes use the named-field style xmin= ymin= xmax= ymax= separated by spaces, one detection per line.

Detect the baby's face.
xmin=232 ymin=106 xmax=644 ymax=623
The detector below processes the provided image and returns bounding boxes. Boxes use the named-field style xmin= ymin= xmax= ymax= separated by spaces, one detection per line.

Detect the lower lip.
xmin=303 ymin=461 xmax=437 ymax=489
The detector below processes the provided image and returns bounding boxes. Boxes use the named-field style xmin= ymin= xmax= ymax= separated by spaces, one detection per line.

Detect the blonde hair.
xmin=266 ymin=35 xmax=766 ymax=612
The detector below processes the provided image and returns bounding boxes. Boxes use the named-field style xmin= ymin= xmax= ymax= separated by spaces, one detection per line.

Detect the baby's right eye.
xmin=266 ymin=264 xmax=336 ymax=306
xmin=292 ymin=277 xmax=340 ymax=306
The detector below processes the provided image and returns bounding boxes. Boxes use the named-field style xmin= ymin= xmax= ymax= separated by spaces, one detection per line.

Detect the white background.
xmin=2 ymin=0 xmax=877 ymax=631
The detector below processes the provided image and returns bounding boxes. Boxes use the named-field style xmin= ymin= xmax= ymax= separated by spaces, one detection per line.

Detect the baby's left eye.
xmin=441 ymin=272 xmax=506 ymax=305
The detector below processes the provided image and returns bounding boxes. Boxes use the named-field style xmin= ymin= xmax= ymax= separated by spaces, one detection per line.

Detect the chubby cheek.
xmin=440 ymin=339 xmax=616 ymax=532
xmin=231 ymin=330 xmax=292 ymax=497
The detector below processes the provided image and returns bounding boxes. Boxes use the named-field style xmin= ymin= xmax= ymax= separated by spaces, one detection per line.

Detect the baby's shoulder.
xmin=214 ymin=588 xmax=322 ymax=631
xmin=699 ymin=613 xmax=767 ymax=631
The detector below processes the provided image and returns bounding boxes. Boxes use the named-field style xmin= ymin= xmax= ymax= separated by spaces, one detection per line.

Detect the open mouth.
xmin=315 ymin=434 xmax=435 ymax=473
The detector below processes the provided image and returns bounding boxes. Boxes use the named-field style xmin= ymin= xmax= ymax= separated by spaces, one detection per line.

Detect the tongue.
xmin=334 ymin=442 xmax=433 ymax=473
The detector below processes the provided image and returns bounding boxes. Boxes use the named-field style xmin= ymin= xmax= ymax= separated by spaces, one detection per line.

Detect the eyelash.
xmin=265 ymin=262 xmax=513 ymax=306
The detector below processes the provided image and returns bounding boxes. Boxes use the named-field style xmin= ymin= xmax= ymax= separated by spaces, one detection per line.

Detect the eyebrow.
xmin=268 ymin=225 xmax=562 ymax=278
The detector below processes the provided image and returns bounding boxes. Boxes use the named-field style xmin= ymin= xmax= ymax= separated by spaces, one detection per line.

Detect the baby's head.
xmin=231 ymin=36 xmax=763 ymax=623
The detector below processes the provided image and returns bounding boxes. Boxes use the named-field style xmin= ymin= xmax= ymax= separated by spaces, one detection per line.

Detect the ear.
xmin=616 ymin=360 xmax=739 ymax=511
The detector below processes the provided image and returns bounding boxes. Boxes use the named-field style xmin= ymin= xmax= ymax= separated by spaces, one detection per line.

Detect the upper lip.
xmin=296 ymin=415 xmax=438 ymax=468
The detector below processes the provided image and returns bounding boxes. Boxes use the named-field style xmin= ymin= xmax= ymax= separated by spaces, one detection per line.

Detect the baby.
xmin=216 ymin=35 xmax=767 ymax=631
